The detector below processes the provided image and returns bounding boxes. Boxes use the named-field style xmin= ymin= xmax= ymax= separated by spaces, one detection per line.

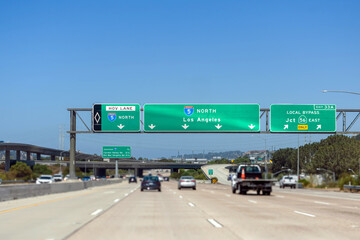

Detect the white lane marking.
xmin=91 ymin=209 xmax=103 ymax=216
xmin=188 ymin=202 xmax=195 ymax=207
xmin=351 ymin=225 xmax=359 ymax=228
xmin=225 ymin=194 xmax=231 ymax=197
xmin=276 ymin=195 xmax=285 ymax=198
xmin=341 ymin=206 xmax=358 ymax=210
xmin=173 ymin=192 xmax=177 ymax=194
xmin=248 ymin=200 xmax=257 ymax=204
xmin=124 ymin=193 xmax=129 ymax=197
xmin=314 ymin=201 xmax=330 ymax=205
xmin=114 ymin=199 xmax=120 ymax=203
xmin=130 ymin=190 xmax=134 ymax=193
xmin=208 ymin=219 xmax=223 ymax=228
xmin=211 ymin=191 xmax=215 ymax=194
xmin=179 ymin=196 xmax=183 ymax=199
xmin=294 ymin=211 xmax=316 ymax=218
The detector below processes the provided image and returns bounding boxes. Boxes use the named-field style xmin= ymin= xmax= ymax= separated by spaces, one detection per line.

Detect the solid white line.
xmin=208 ymin=219 xmax=223 ymax=228
xmin=124 ymin=193 xmax=129 ymax=197
xmin=248 ymin=200 xmax=257 ymax=204
xmin=314 ymin=201 xmax=330 ymax=205
xmin=91 ymin=209 xmax=103 ymax=216
xmin=276 ymin=195 xmax=285 ymax=198
xmin=294 ymin=211 xmax=316 ymax=218
xmin=225 ymin=194 xmax=231 ymax=197
xmin=114 ymin=199 xmax=120 ymax=203
xmin=179 ymin=196 xmax=183 ymax=199
xmin=188 ymin=202 xmax=195 ymax=207
xmin=173 ymin=192 xmax=177 ymax=194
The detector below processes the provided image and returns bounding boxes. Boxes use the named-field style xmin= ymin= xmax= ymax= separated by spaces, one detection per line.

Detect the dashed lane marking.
xmin=314 ymin=201 xmax=330 ymax=205
xmin=294 ymin=211 xmax=316 ymax=218
xmin=91 ymin=209 xmax=103 ymax=216
xmin=188 ymin=202 xmax=195 ymax=207
xmin=208 ymin=219 xmax=223 ymax=228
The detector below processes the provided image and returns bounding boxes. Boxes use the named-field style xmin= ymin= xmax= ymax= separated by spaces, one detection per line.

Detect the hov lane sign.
xmin=93 ymin=104 xmax=141 ymax=132
xmin=270 ymin=104 xmax=336 ymax=133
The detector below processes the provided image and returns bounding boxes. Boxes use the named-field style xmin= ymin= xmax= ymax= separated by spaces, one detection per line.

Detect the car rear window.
xmin=143 ymin=176 xmax=159 ymax=181
xmin=181 ymin=176 xmax=194 ymax=180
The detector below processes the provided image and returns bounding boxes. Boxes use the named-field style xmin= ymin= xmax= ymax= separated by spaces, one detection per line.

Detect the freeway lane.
xmin=68 ymin=182 xmax=360 ymax=240
xmin=0 ymin=181 xmax=359 ymax=240
xmin=0 ymin=181 xmax=139 ymax=240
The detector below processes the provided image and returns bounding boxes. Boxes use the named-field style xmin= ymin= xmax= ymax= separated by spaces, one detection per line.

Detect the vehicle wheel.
xmin=158 ymin=188 xmax=161 ymax=192
xmin=141 ymin=188 xmax=143 ymax=192
xmin=257 ymin=190 xmax=261 ymax=195
xmin=178 ymin=187 xmax=181 ymax=190
xmin=232 ymin=187 xmax=236 ymax=194
xmin=193 ymin=187 xmax=196 ymax=190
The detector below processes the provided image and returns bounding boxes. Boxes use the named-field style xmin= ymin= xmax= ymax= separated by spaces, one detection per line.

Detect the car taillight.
xmin=180 ymin=180 xmax=184 ymax=182
xmin=191 ymin=180 xmax=195 ymax=182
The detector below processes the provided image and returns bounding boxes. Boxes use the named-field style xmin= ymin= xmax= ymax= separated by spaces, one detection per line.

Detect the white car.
xmin=279 ymin=175 xmax=297 ymax=189
xmin=36 ymin=175 xmax=54 ymax=184
xmin=53 ymin=174 xmax=63 ymax=182
xmin=178 ymin=176 xmax=196 ymax=190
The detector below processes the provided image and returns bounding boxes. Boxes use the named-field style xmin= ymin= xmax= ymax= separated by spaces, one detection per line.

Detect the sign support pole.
xmin=115 ymin=160 xmax=119 ymax=178
xmin=70 ymin=110 xmax=76 ymax=179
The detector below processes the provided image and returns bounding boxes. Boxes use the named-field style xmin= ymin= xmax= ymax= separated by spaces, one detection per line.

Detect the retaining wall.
xmin=0 ymin=179 xmax=122 ymax=202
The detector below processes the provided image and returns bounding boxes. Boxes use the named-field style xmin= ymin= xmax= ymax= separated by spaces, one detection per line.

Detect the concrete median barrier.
xmin=0 ymin=179 xmax=122 ymax=202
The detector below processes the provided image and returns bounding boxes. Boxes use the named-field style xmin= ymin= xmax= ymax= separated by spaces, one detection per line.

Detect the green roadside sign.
xmin=103 ymin=146 xmax=131 ymax=158
xmin=144 ymin=104 xmax=260 ymax=132
xmin=208 ymin=169 xmax=213 ymax=175
xmin=93 ymin=104 xmax=141 ymax=132
xmin=270 ymin=104 xmax=336 ymax=132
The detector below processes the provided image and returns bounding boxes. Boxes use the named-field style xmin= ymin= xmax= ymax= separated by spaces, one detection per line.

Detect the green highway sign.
xmin=143 ymin=104 xmax=260 ymax=132
xmin=208 ymin=169 xmax=213 ymax=175
xmin=93 ymin=104 xmax=141 ymax=132
xmin=103 ymin=146 xmax=131 ymax=158
xmin=270 ymin=104 xmax=336 ymax=132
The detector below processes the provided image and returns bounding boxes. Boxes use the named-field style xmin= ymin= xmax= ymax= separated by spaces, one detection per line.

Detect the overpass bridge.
xmin=0 ymin=143 xmax=205 ymax=177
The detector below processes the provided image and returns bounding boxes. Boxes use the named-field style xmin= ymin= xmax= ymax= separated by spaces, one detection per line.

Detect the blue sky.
xmin=1 ymin=1 xmax=359 ymax=158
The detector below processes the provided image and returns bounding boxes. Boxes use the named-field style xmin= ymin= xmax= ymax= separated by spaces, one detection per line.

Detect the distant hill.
xmin=177 ymin=150 xmax=244 ymax=160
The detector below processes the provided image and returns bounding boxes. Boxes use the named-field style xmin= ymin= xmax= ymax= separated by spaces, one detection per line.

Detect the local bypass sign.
xmin=93 ymin=104 xmax=141 ymax=132
xmin=144 ymin=104 xmax=260 ymax=132
xmin=270 ymin=104 xmax=336 ymax=133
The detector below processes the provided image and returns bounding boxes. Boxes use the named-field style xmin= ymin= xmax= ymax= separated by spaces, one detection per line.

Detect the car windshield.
xmin=143 ymin=176 xmax=159 ymax=181
xmin=54 ymin=175 xmax=62 ymax=177
xmin=40 ymin=176 xmax=51 ymax=180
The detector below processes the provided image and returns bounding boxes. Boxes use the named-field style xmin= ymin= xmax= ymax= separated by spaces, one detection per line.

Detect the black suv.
xmin=141 ymin=175 xmax=161 ymax=192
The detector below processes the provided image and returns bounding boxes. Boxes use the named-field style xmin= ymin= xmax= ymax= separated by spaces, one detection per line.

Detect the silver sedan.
xmin=178 ymin=176 xmax=196 ymax=190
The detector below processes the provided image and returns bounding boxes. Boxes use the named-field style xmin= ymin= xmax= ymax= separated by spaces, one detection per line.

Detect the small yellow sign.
xmin=298 ymin=125 xmax=308 ymax=130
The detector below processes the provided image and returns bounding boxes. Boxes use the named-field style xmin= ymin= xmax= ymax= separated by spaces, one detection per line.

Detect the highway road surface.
xmin=0 ymin=181 xmax=359 ymax=240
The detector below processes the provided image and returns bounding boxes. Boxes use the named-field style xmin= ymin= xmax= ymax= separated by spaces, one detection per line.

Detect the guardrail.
xmin=344 ymin=185 xmax=360 ymax=192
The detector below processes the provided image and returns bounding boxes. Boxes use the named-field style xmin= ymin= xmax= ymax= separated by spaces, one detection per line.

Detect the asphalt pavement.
xmin=0 ymin=181 xmax=359 ymax=240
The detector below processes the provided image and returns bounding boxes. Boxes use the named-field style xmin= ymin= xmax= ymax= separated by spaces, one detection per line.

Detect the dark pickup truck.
xmin=231 ymin=164 xmax=275 ymax=195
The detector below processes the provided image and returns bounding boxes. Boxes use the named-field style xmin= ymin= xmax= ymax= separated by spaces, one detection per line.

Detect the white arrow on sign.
xmin=316 ymin=125 xmax=321 ymax=130
xmin=117 ymin=124 xmax=125 ymax=129
xmin=182 ymin=124 xmax=189 ymax=129
xmin=284 ymin=125 xmax=289 ymax=130
xmin=215 ymin=124 xmax=222 ymax=129
xmin=248 ymin=124 xmax=255 ymax=129
xmin=149 ymin=124 xmax=156 ymax=129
